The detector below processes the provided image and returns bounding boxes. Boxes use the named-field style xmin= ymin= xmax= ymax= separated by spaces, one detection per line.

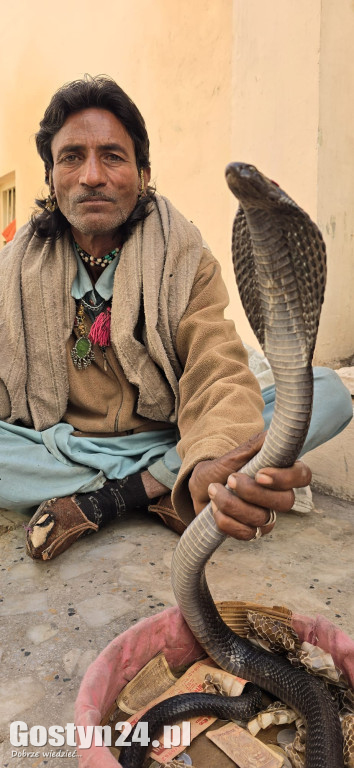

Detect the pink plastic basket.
xmin=75 ymin=605 xmax=354 ymax=767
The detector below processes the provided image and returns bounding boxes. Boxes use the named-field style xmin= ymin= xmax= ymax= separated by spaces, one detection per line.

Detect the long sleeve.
xmin=171 ymin=247 xmax=265 ymax=522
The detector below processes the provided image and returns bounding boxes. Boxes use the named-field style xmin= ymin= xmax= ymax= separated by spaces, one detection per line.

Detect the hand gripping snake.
xmin=119 ymin=164 xmax=344 ymax=768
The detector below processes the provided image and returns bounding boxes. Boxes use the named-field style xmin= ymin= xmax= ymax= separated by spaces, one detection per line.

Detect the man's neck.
xmin=71 ymin=229 xmax=121 ymax=261
xmin=84 ymin=262 xmax=107 ymax=286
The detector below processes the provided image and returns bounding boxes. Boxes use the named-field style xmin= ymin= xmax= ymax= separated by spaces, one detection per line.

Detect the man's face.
xmin=51 ymin=108 xmax=150 ymax=238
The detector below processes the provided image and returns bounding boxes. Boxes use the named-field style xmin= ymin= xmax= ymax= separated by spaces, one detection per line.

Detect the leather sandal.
xmin=148 ymin=493 xmax=187 ymax=536
xmin=25 ymin=496 xmax=99 ymax=561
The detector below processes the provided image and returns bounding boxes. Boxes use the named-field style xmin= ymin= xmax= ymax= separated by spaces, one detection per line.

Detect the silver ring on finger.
xmin=249 ymin=511 xmax=276 ymax=542
xmin=249 ymin=526 xmax=262 ymax=542
xmin=265 ymin=510 xmax=277 ymax=526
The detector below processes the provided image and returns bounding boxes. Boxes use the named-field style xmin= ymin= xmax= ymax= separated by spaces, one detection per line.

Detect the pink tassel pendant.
xmin=88 ymin=307 xmax=111 ymax=348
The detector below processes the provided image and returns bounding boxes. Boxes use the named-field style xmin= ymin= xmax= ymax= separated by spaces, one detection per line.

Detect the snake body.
xmin=120 ymin=164 xmax=343 ymax=768
xmin=119 ymin=685 xmax=262 ymax=768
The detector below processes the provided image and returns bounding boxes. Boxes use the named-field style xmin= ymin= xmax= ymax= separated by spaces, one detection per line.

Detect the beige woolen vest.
xmin=0 ymin=195 xmax=203 ymax=431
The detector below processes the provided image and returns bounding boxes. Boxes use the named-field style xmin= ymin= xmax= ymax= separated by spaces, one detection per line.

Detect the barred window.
xmin=0 ymin=172 xmax=16 ymax=247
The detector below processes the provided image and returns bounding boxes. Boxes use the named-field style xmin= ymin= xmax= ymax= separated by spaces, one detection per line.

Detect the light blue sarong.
xmin=0 ymin=366 xmax=351 ymax=514
xmin=0 ymin=424 xmax=178 ymax=512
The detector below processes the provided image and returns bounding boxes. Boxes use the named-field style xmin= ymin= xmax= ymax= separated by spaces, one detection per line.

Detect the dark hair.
xmin=31 ymin=74 xmax=154 ymax=240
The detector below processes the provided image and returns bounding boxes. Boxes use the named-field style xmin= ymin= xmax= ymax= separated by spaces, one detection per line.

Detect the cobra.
xmin=119 ymin=164 xmax=343 ymax=768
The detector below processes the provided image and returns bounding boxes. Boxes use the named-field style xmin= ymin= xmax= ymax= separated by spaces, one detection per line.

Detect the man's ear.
xmin=143 ymin=166 xmax=151 ymax=187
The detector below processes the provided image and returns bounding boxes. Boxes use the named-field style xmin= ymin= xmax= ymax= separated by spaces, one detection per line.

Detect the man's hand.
xmin=188 ymin=432 xmax=312 ymax=540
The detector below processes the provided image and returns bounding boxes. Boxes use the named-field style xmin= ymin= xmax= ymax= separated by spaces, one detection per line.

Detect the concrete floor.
xmin=0 ymin=489 xmax=353 ymax=768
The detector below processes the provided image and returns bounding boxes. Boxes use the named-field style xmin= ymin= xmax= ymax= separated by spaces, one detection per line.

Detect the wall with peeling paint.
xmin=0 ymin=0 xmax=353 ymax=365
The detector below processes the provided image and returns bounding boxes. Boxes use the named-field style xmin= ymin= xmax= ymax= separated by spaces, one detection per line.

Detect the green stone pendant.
xmin=71 ymin=336 xmax=95 ymax=369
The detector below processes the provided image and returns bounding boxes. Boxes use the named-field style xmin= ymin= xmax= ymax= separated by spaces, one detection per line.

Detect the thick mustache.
xmin=75 ymin=193 xmax=116 ymax=203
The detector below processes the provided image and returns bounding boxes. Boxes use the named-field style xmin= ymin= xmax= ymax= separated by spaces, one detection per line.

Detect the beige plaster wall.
xmin=0 ymin=0 xmax=353 ymax=365
xmin=0 ymin=0 xmax=233 ymax=263
xmin=316 ymin=0 xmax=354 ymax=366
xmin=227 ymin=0 xmax=322 ymax=350
xmin=228 ymin=0 xmax=354 ymax=365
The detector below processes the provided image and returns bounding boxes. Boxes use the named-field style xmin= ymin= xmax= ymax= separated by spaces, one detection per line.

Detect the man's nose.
xmin=79 ymin=154 xmax=106 ymax=187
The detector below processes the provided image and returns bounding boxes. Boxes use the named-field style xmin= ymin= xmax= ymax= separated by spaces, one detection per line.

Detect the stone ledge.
xmin=304 ymin=405 xmax=354 ymax=501
xmin=336 ymin=366 xmax=354 ymax=396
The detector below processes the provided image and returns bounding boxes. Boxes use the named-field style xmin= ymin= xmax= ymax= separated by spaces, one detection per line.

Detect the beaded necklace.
xmin=71 ymin=241 xmax=120 ymax=369
xmin=74 ymin=240 xmax=121 ymax=268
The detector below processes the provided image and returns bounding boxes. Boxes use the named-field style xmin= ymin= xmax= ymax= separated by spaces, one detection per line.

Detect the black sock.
xmin=74 ymin=472 xmax=150 ymax=528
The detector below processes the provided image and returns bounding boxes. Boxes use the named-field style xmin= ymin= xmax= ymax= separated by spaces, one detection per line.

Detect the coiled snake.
xmin=119 ymin=164 xmax=343 ymax=768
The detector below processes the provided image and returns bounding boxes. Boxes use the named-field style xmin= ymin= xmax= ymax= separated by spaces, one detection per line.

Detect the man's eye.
xmin=106 ymin=154 xmax=124 ymax=162
xmin=61 ymin=154 xmax=79 ymax=163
